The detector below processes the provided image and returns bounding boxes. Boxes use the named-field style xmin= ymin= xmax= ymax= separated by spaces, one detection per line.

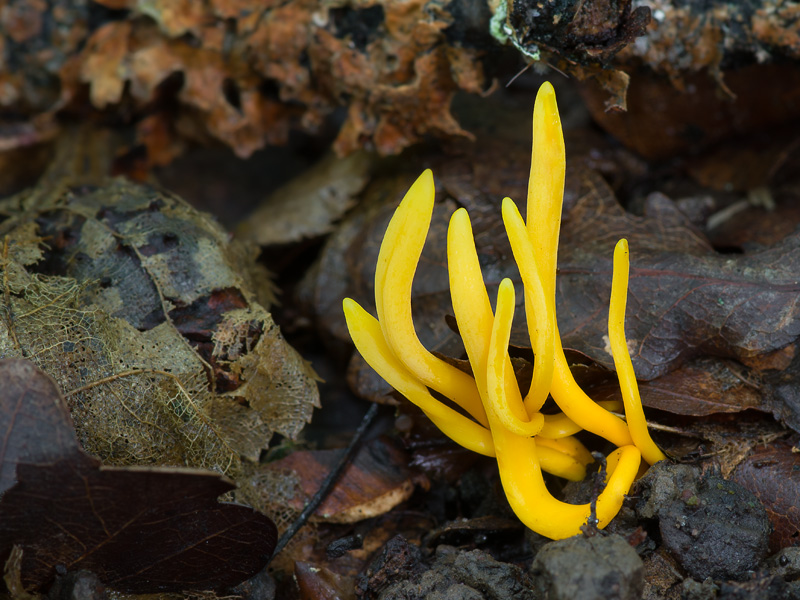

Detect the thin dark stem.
xmin=268 ymin=401 xmax=380 ymax=563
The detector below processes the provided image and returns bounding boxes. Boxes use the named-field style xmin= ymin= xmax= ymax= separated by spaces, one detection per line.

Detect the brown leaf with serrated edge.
xmin=732 ymin=442 xmax=800 ymax=553
xmin=0 ymin=359 xmax=277 ymax=594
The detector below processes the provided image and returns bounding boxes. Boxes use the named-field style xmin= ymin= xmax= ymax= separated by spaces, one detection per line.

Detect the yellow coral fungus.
xmin=342 ymin=81 xmax=664 ymax=539
xmin=609 ymin=239 xmax=668 ymax=466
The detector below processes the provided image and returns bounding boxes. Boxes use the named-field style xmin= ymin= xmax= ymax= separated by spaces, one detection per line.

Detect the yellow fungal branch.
xmin=342 ymin=81 xmax=664 ymax=540
xmin=609 ymin=239 xmax=668 ymax=466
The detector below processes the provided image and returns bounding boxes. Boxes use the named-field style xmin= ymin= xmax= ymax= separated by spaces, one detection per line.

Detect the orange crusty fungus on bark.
xmin=342 ymin=82 xmax=666 ymax=540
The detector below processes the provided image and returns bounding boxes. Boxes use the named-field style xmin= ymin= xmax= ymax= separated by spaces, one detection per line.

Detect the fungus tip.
xmin=405 ymin=169 xmax=435 ymax=210
xmin=533 ymin=81 xmax=561 ymax=131
xmin=538 ymin=80 xmax=555 ymax=97
xmin=498 ymin=277 xmax=515 ymax=296
xmin=501 ymin=197 xmax=520 ymax=221
xmin=451 ymin=206 xmax=469 ymax=221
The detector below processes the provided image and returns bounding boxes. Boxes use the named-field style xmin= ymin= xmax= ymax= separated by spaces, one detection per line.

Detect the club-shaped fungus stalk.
xmin=609 ymin=239 xmax=667 ymax=465
xmin=374 ymin=170 xmax=488 ymax=428
xmin=522 ymin=86 xmax=633 ymax=448
xmin=342 ymin=81 xmax=665 ymax=540
xmin=448 ymin=208 xmax=544 ymax=438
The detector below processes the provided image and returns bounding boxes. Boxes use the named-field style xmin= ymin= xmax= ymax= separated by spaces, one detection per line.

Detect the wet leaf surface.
xmin=0 ymin=359 xmax=277 ymax=594
xmin=265 ymin=437 xmax=427 ymax=524
xmin=732 ymin=441 xmax=800 ymax=553
xmin=591 ymin=356 xmax=762 ymax=416
xmin=557 ymin=176 xmax=800 ymax=381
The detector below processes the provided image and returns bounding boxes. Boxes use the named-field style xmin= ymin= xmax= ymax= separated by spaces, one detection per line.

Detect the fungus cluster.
xmin=343 ymin=82 xmax=665 ymax=540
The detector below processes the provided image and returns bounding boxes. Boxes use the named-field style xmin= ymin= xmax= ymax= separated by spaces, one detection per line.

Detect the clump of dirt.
xmin=531 ymin=533 xmax=644 ymax=600
xmin=635 ymin=462 xmax=770 ymax=581
xmin=355 ymin=535 xmax=536 ymax=600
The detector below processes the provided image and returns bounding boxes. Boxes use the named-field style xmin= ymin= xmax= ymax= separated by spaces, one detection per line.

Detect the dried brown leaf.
xmin=265 ymin=438 xmax=425 ymax=524
xmin=2 ymin=459 xmax=276 ymax=593
xmin=556 ymin=174 xmax=800 ymax=380
xmin=53 ymin=0 xmax=485 ymax=161
xmin=579 ymin=63 xmax=800 ymax=159
xmin=237 ymin=151 xmax=373 ymax=247
xmin=80 ymin=22 xmax=132 ymax=109
xmin=0 ymin=169 xmax=318 ymax=475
